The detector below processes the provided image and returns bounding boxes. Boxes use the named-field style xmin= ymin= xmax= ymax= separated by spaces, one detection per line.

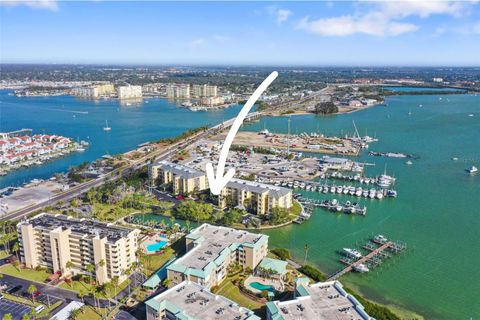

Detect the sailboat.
xmin=103 ymin=120 xmax=111 ymax=131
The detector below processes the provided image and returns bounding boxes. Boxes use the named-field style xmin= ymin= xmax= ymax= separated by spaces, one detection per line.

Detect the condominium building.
xmin=200 ymin=96 xmax=224 ymax=107
xmin=167 ymin=224 xmax=268 ymax=289
xmin=145 ymin=280 xmax=260 ymax=320
xmin=148 ymin=160 xmax=208 ymax=195
xmin=266 ymin=278 xmax=373 ymax=320
xmin=72 ymin=83 xmax=115 ymax=98
xmin=117 ymin=85 xmax=143 ymax=99
xmin=192 ymin=84 xmax=218 ymax=98
xmin=218 ymin=178 xmax=293 ymax=215
xmin=17 ymin=213 xmax=140 ymax=284
xmin=166 ymin=84 xmax=190 ymax=99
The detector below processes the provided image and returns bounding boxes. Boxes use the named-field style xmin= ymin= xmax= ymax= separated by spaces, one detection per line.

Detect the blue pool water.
xmin=146 ymin=240 xmax=168 ymax=253
xmin=250 ymin=281 xmax=274 ymax=292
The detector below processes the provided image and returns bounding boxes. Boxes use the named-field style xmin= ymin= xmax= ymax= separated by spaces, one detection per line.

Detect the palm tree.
xmin=303 ymin=243 xmax=310 ymax=266
xmin=65 ymin=260 xmax=74 ymax=285
xmin=185 ymin=220 xmax=191 ymax=233
xmin=11 ymin=242 xmax=19 ymax=261
xmin=111 ymin=276 xmax=119 ymax=298
xmin=86 ymin=263 xmax=95 ymax=284
xmin=68 ymin=308 xmax=81 ymax=320
xmin=27 ymin=284 xmax=37 ymax=302
xmin=162 ymin=278 xmax=172 ymax=288
xmin=2 ymin=313 xmax=13 ymax=320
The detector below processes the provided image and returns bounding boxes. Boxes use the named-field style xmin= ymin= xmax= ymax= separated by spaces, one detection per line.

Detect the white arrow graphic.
xmin=206 ymin=71 xmax=278 ymax=195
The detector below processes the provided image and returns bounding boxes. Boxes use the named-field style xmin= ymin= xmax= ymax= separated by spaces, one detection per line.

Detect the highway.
xmin=0 ymin=112 xmax=261 ymax=222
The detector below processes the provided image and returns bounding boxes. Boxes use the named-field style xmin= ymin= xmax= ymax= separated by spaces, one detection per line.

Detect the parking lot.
xmin=0 ymin=299 xmax=32 ymax=320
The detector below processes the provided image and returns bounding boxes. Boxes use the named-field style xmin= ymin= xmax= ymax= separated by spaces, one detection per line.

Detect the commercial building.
xmin=218 ymin=178 xmax=293 ymax=216
xmin=166 ymin=84 xmax=190 ymax=99
xmin=266 ymin=278 xmax=373 ymax=320
xmin=167 ymin=224 xmax=268 ymax=289
xmin=148 ymin=160 xmax=208 ymax=195
xmin=72 ymin=83 xmax=115 ymax=98
xmin=17 ymin=213 xmax=140 ymax=284
xmin=192 ymin=84 xmax=218 ymax=98
xmin=145 ymin=280 xmax=260 ymax=320
xmin=117 ymin=85 xmax=143 ymax=99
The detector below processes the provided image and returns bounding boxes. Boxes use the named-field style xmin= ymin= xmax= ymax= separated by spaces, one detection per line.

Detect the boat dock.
xmin=297 ymin=197 xmax=367 ymax=216
xmin=327 ymin=237 xmax=407 ymax=281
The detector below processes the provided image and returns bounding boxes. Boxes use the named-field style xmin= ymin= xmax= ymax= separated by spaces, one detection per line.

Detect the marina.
xmin=288 ymin=180 xmax=398 ymax=199
xmin=297 ymin=197 xmax=367 ymax=216
xmin=328 ymin=235 xmax=407 ymax=281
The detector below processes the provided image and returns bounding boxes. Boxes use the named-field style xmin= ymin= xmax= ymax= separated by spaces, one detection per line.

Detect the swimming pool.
xmin=146 ymin=240 xmax=168 ymax=253
xmin=249 ymin=281 xmax=275 ymax=292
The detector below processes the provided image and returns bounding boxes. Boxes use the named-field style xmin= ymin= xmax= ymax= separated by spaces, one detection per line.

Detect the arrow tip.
xmin=206 ymin=163 xmax=235 ymax=195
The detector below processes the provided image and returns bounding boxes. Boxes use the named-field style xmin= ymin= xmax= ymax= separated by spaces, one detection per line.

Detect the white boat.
xmin=376 ymin=191 xmax=384 ymax=199
xmin=374 ymin=234 xmax=388 ymax=243
xmin=103 ymin=120 xmax=111 ymax=131
xmin=466 ymin=166 xmax=478 ymax=174
xmin=353 ymin=264 xmax=370 ymax=273
xmin=343 ymin=248 xmax=363 ymax=259
xmin=452 ymin=157 xmax=458 ymax=161
xmin=468 ymin=114 xmax=474 ymax=117
xmin=76 ymin=147 xmax=86 ymax=152
xmin=406 ymin=160 xmax=413 ymax=165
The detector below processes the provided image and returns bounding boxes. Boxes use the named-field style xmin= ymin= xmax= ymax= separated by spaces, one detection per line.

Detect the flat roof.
xmin=226 ymin=178 xmax=291 ymax=198
xmin=19 ymin=213 xmax=136 ymax=243
xmin=168 ymin=224 xmax=268 ymax=278
xmin=151 ymin=160 xmax=205 ymax=179
xmin=267 ymin=279 xmax=372 ymax=320
xmin=145 ymin=281 xmax=260 ymax=320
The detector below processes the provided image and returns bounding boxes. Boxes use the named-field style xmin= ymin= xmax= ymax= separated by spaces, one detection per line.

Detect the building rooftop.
xmin=146 ymin=281 xmax=260 ymax=320
xmin=267 ymin=279 xmax=372 ymax=320
xmin=151 ymin=160 xmax=205 ymax=179
xmin=168 ymin=224 xmax=268 ymax=279
xmin=19 ymin=213 xmax=136 ymax=243
xmin=226 ymin=178 xmax=291 ymax=198
xmin=258 ymin=257 xmax=288 ymax=276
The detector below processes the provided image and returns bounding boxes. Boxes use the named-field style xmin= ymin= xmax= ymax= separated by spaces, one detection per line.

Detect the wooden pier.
xmin=327 ymin=240 xmax=405 ymax=281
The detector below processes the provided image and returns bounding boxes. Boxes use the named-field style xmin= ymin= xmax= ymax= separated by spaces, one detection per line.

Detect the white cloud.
xmin=213 ymin=35 xmax=230 ymax=42
xmin=189 ymin=38 xmax=205 ymax=49
xmin=267 ymin=6 xmax=292 ymax=24
xmin=296 ymin=0 xmax=477 ymax=37
xmin=0 ymin=0 xmax=58 ymax=11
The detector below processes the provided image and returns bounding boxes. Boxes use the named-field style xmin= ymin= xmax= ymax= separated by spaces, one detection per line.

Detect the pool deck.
xmin=141 ymin=234 xmax=170 ymax=255
xmin=244 ymin=276 xmax=282 ymax=294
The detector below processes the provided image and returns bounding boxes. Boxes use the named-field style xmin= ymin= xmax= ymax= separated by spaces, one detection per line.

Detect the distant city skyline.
xmin=1 ymin=1 xmax=480 ymax=66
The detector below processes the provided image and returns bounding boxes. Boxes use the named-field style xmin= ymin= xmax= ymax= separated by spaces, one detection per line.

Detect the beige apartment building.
xmin=17 ymin=213 xmax=139 ymax=284
xmin=166 ymin=84 xmax=190 ymax=99
xmin=167 ymin=224 xmax=268 ymax=289
xmin=72 ymin=83 xmax=115 ymax=98
xmin=191 ymin=84 xmax=218 ymax=98
xmin=218 ymin=178 xmax=293 ymax=215
xmin=148 ymin=160 xmax=208 ymax=195
xmin=117 ymin=85 xmax=143 ymax=99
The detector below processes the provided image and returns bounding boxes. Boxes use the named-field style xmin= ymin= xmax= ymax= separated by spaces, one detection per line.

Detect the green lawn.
xmin=76 ymin=305 xmax=109 ymax=320
xmin=215 ymin=278 xmax=264 ymax=314
xmin=0 ymin=264 xmax=51 ymax=282
xmin=143 ymin=247 xmax=175 ymax=275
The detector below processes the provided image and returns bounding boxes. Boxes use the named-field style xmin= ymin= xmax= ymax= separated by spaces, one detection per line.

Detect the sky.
xmin=1 ymin=0 xmax=480 ymax=66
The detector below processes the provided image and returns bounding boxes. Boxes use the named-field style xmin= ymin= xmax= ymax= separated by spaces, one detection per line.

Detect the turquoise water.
xmin=242 ymin=93 xmax=480 ymax=319
xmin=0 ymin=91 xmax=244 ymax=188
xmin=386 ymin=86 xmax=466 ymax=92
xmin=146 ymin=240 xmax=168 ymax=253
xmin=2 ymin=89 xmax=479 ymax=318
xmin=250 ymin=281 xmax=275 ymax=292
